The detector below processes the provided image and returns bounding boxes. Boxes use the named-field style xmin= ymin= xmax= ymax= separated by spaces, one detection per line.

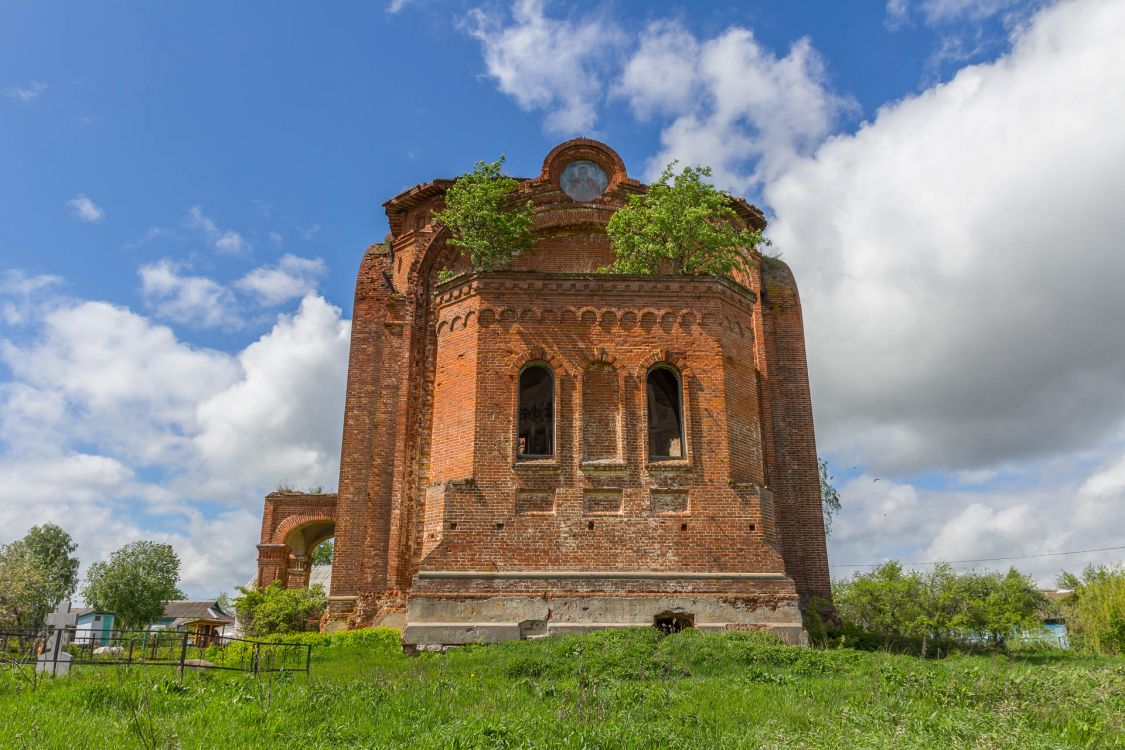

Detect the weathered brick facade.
xmin=257 ymin=139 xmax=831 ymax=645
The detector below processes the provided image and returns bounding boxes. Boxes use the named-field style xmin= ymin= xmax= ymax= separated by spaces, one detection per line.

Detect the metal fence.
xmin=0 ymin=627 xmax=312 ymax=675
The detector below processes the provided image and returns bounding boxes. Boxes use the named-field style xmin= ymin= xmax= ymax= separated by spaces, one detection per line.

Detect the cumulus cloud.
xmin=1 ymin=270 xmax=62 ymax=325
xmin=627 ymin=24 xmax=852 ymax=190
xmin=236 ymin=254 xmax=327 ymax=306
xmin=0 ymin=281 xmax=350 ymax=595
xmin=139 ymin=259 xmax=241 ymax=330
xmin=829 ymin=439 xmax=1125 ymax=584
xmin=767 ymin=0 xmax=1125 ymax=475
xmin=5 ymin=81 xmax=47 ymax=102
xmin=468 ymin=7 xmax=849 ymax=188
xmin=466 ymin=0 xmax=622 ymax=134
xmin=1 ymin=298 xmax=241 ymax=465
xmin=192 ymin=295 xmax=350 ymax=497
xmin=184 ymin=205 xmax=249 ymax=255
xmin=67 ymin=194 xmax=104 ymax=222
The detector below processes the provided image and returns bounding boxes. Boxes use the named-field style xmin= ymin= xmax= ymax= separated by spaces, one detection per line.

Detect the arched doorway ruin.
xmin=256 ymin=491 xmax=337 ymax=590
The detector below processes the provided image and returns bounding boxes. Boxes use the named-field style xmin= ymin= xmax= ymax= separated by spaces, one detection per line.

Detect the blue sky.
xmin=2 ymin=0 xmax=1123 ymax=597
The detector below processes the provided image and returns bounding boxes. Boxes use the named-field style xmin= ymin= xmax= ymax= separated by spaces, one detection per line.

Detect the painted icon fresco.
xmin=560 ymin=159 xmax=608 ymax=202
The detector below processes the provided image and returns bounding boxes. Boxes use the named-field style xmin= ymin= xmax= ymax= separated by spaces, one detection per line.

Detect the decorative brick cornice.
xmin=432 ymin=271 xmax=756 ymax=309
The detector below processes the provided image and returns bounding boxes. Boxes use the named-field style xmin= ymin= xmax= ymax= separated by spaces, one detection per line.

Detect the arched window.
xmin=646 ymin=366 xmax=684 ymax=460
xmin=518 ymin=364 xmax=554 ymax=457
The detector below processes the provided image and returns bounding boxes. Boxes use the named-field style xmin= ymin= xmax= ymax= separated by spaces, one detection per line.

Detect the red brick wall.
xmin=757 ymin=259 xmax=833 ymax=603
xmin=314 ymin=139 xmax=831 ymax=622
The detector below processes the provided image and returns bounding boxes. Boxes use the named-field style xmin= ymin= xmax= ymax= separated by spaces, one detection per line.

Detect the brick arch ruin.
xmin=256 ymin=491 xmax=337 ymax=590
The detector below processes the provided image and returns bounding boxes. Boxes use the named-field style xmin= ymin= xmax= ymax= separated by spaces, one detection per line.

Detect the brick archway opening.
xmin=278 ymin=520 xmax=336 ymax=589
xmin=256 ymin=491 xmax=337 ymax=590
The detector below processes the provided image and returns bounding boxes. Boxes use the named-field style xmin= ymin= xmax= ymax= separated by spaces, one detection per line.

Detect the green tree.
xmin=82 ymin=541 xmax=184 ymax=630
xmin=312 ymin=539 xmax=334 ymax=567
xmin=946 ymin=568 xmax=1045 ymax=646
xmin=1057 ymin=564 xmax=1125 ymax=655
xmin=0 ymin=544 xmax=53 ymax=629
xmin=432 ymin=156 xmax=534 ymax=271
xmin=834 ymin=562 xmax=1046 ymax=649
xmin=23 ymin=524 xmax=79 ymax=607
xmin=0 ymin=524 xmax=79 ymax=629
xmin=606 ymin=162 xmax=766 ymax=276
xmin=834 ymin=561 xmax=928 ymax=638
xmin=818 ymin=458 xmax=841 ymax=537
xmin=233 ymin=582 xmax=327 ymax=636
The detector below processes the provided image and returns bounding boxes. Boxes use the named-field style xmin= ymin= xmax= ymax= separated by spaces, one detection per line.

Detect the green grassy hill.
xmin=1 ymin=628 xmax=1122 ymax=749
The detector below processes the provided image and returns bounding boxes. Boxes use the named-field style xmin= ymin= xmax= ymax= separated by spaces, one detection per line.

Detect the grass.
xmin=0 ymin=627 xmax=1122 ymax=749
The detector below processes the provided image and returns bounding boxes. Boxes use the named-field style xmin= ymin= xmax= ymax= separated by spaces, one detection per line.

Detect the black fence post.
xmin=252 ymin=642 xmax=260 ymax=674
xmin=52 ymin=623 xmax=61 ymax=674
xmin=178 ymin=630 xmax=188 ymax=679
xmin=305 ymin=644 xmax=312 ymax=674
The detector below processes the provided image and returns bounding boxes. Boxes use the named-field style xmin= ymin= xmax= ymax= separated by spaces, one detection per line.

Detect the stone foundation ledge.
xmin=402 ymin=594 xmax=808 ymax=650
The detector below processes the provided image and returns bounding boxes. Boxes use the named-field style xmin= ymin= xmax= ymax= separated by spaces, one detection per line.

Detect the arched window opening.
xmin=518 ymin=364 xmax=554 ymax=457
xmin=647 ymin=366 xmax=684 ymax=460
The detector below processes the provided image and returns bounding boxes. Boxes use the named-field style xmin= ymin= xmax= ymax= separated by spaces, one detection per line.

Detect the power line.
xmin=833 ymin=544 xmax=1125 ymax=568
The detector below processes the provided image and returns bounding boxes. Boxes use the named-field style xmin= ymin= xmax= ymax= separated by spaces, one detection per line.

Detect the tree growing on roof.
xmin=606 ymin=162 xmax=767 ymax=276
xmin=432 ymin=156 xmax=535 ymax=272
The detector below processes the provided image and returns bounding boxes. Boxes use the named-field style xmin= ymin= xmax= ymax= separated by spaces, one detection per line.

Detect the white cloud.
xmin=767 ymin=0 xmax=1125 ymax=474
xmin=612 ymin=21 xmax=700 ymax=121
xmin=193 ymin=295 xmax=350 ymax=497
xmin=236 ymin=254 xmax=326 ymax=306
xmin=1 ymin=297 xmax=241 ymax=465
xmin=468 ymin=8 xmax=849 ymax=187
xmin=829 ymin=442 xmax=1125 ymax=585
xmin=184 ymin=205 xmax=250 ymax=255
xmin=892 ymin=0 xmax=1045 ymax=27
xmin=0 ymin=281 xmax=350 ymax=596
xmin=625 ymin=24 xmax=852 ymax=190
xmin=387 ymin=0 xmax=413 ymax=12
xmin=5 ymin=81 xmax=47 ymax=102
xmin=67 ymin=194 xmax=104 ymax=222
xmin=139 ymin=259 xmax=241 ymax=330
xmin=1 ymin=270 xmax=62 ymax=325
xmin=466 ymin=0 xmax=622 ymax=135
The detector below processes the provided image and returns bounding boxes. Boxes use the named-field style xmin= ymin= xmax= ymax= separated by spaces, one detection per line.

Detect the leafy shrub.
xmin=233 ymin=582 xmax=327 ymax=636
xmin=1057 ymin=565 xmax=1125 ymax=655
xmin=825 ymin=620 xmax=984 ymax=658
xmin=833 ymin=561 xmax=1047 ymax=650
xmin=212 ymin=626 xmax=402 ymax=667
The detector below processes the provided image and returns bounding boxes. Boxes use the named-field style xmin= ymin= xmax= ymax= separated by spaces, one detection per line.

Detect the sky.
xmin=1 ymin=0 xmax=1123 ymax=598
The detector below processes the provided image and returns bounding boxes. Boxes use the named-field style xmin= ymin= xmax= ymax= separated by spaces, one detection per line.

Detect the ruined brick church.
xmin=256 ymin=139 xmax=831 ymax=647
